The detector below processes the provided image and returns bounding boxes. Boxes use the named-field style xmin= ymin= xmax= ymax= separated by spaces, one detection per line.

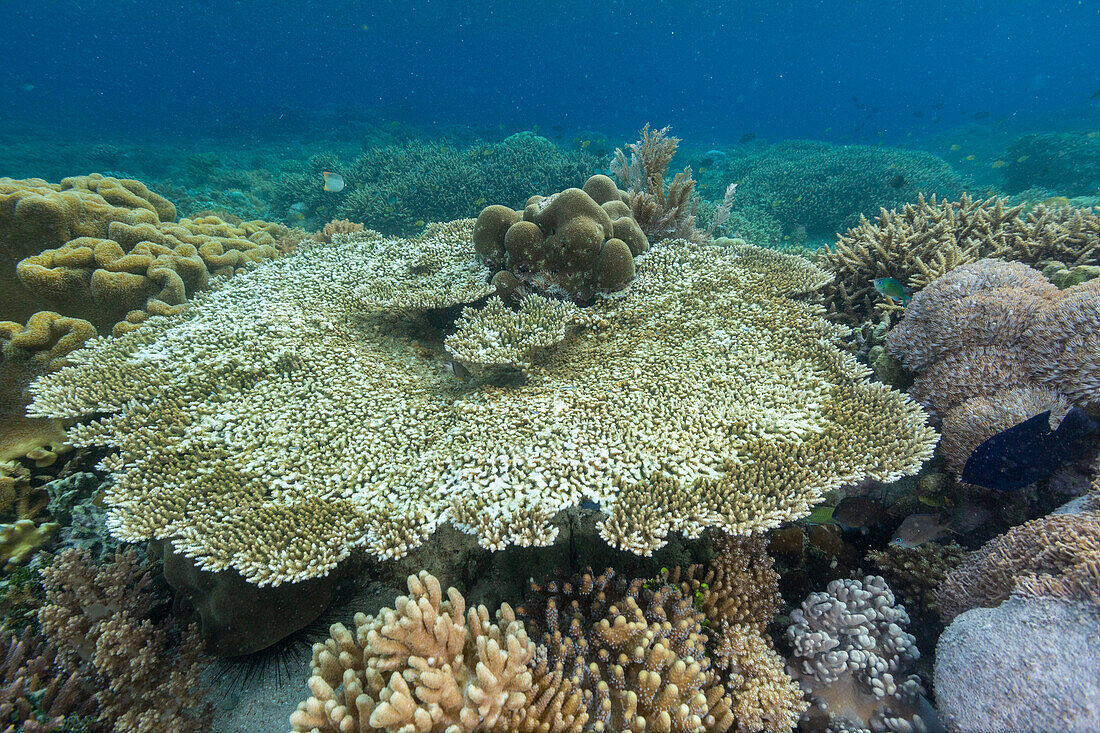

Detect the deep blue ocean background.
xmin=3 ymin=0 xmax=1097 ymax=143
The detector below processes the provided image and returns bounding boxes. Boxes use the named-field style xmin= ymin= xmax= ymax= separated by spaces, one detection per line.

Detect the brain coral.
xmin=28 ymin=220 xmax=936 ymax=587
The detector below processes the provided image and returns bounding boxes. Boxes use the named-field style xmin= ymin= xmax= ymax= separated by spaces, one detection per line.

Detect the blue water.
xmin=3 ymin=0 xmax=1097 ymax=143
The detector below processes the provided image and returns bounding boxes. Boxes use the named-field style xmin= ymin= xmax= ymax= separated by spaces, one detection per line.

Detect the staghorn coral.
xmin=473 ymin=175 xmax=647 ymax=303
xmin=936 ymin=511 xmax=1100 ymax=622
xmin=37 ymin=547 xmax=212 ymax=732
xmin=290 ymin=570 xmax=586 ymax=733
xmin=787 ymin=576 xmax=933 ymax=733
xmin=0 ymin=625 xmax=97 ymax=733
xmin=816 ymin=193 xmax=1100 ymax=326
xmin=611 ymin=125 xmax=707 ymax=244
xmin=867 ymin=542 xmax=970 ymax=619
xmin=27 ymin=223 xmax=936 ymax=587
xmin=521 ymin=565 xmax=805 ymax=733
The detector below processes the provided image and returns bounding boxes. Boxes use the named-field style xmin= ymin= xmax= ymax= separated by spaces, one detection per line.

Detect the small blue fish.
xmin=872 ymin=277 xmax=912 ymax=304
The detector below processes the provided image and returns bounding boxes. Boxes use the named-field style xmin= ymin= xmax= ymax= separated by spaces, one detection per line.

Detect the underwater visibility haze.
xmin=1 ymin=1 xmax=1099 ymax=732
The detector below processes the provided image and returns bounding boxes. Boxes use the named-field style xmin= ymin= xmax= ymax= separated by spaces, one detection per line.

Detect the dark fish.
xmin=1091 ymin=88 xmax=1100 ymax=100
xmin=442 ymin=357 xmax=472 ymax=382
xmin=973 ymin=110 xmax=990 ymax=120
xmin=933 ymin=101 xmax=945 ymax=110
xmin=552 ymin=124 xmax=563 ymax=131
xmin=833 ymin=496 xmax=885 ymax=530
xmin=889 ymin=173 xmax=907 ymax=189
xmin=739 ymin=132 xmax=756 ymax=143
xmin=580 ymin=498 xmax=602 ymax=511
xmin=891 ymin=513 xmax=951 ymax=548
xmin=962 ymin=407 xmax=1098 ymax=491
xmin=913 ymin=110 xmax=924 ymax=118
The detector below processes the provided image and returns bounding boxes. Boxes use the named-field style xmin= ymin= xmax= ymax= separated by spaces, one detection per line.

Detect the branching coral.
xmin=37 ymin=547 xmax=212 ymax=732
xmin=521 ymin=565 xmax=805 ymax=733
xmin=27 ymin=223 xmax=936 ymax=586
xmin=290 ymin=570 xmax=585 ymax=733
xmin=936 ymin=511 xmax=1100 ymax=622
xmin=867 ymin=542 xmax=970 ymax=619
xmin=787 ymin=576 xmax=932 ymax=733
xmin=816 ymin=194 xmax=1100 ymax=326
xmin=0 ymin=625 xmax=96 ymax=732
xmin=611 ymin=125 xmax=707 ymax=244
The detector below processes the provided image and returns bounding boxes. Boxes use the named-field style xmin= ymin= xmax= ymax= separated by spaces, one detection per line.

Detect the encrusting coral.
xmin=290 ymin=570 xmax=586 ymax=733
xmin=936 ymin=511 xmax=1100 ymax=623
xmin=27 ymin=220 xmax=936 ymax=587
xmin=786 ymin=576 xmax=933 ymax=733
xmin=816 ymin=194 xmax=1100 ymax=326
xmin=2 ymin=174 xmax=289 ymax=334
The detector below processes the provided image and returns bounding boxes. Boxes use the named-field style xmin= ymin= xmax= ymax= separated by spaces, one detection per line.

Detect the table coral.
xmin=27 ymin=222 xmax=936 ymax=587
xmin=786 ymin=576 xmax=934 ymax=733
xmin=290 ymin=570 xmax=585 ymax=733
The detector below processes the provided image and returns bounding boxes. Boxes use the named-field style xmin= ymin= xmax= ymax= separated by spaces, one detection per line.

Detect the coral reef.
xmin=786 ymin=576 xmax=934 ymax=733
xmin=885 ymin=258 xmax=1099 ymax=489
xmin=816 ymin=194 xmax=1100 ymax=326
xmin=473 ymin=175 xmax=647 ymax=302
xmin=27 ymin=223 xmax=936 ymax=587
xmin=274 ymin=134 xmax=601 ymax=234
xmin=43 ymin=472 xmax=118 ymax=560
xmin=315 ymin=218 xmax=365 ymax=243
xmin=724 ymin=141 xmax=964 ymax=240
xmin=934 ymin=597 xmax=1100 ymax=733
xmin=610 ymin=124 xmax=706 ymax=244
xmin=520 ymin=564 xmax=805 ymax=733
xmin=290 ymin=570 xmax=585 ymax=733
xmin=1001 ymin=131 xmax=1100 ymax=196
xmin=936 ymin=511 xmax=1100 ymax=623
xmin=37 ymin=547 xmax=212 ymax=731
xmin=867 ymin=542 xmax=969 ymax=619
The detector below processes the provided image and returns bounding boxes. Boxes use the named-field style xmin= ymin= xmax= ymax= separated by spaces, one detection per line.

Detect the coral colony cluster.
xmin=1 ymin=125 xmax=1098 ymax=732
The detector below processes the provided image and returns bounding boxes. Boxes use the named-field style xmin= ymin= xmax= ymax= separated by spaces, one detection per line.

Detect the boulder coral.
xmin=27 ymin=221 xmax=936 ymax=587
xmin=886 ymin=258 xmax=1100 ymax=483
xmin=474 ymin=175 xmax=647 ymax=303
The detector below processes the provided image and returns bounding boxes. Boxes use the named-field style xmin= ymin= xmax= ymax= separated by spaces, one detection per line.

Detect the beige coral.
xmin=27 ymin=224 xmax=936 ymax=586
xmin=290 ymin=571 xmax=582 ymax=733
xmin=816 ymin=194 xmax=1100 ymax=326
xmin=937 ymin=511 xmax=1100 ymax=622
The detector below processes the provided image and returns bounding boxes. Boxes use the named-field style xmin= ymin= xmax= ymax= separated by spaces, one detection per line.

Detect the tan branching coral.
xmin=316 ymin=218 xmax=365 ymax=244
xmin=611 ymin=124 xmax=706 ymax=244
xmin=521 ymin=566 xmax=805 ymax=733
xmin=37 ymin=547 xmax=212 ymax=732
xmin=0 ymin=626 xmax=96 ymax=732
xmin=290 ymin=571 xmax=584 ymax=733
xmin=867 ymin=542 xmax=970 ymax=618
xmin=28 ymin=225 xmax=935 ymax=586
xmin=787 ymin=576 xmax=931 ymax=733
xmin=937 ymin=511 xmax=1100 ymax=622
xmin=816 ymin=194 xmax=1100 ymax=326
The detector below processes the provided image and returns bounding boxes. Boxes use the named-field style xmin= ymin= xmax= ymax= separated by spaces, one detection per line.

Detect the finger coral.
xmin=27 ymin=223 xmax=936 ymax=586
xmin=520 ymin=564 xmax=805 ymax=733
xmin=290 ymin=570 xmax=585 ymax=733
xmin=787 ymin=576 xmax=933 ymax=733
